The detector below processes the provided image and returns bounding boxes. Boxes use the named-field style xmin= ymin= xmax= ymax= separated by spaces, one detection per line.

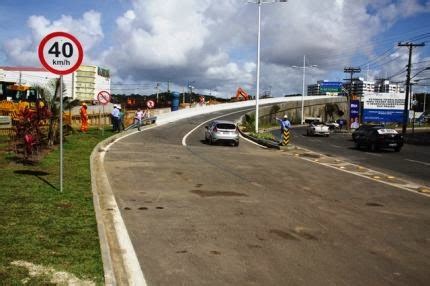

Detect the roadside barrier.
xmin=282 ymin=128 xmax=291 ymax=146
xmin=124 ymin=116 xmax=157 ymax=131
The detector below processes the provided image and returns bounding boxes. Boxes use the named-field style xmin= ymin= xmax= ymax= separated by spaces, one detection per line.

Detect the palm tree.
xmin=32 ymin=78 xmax=80 ymax=146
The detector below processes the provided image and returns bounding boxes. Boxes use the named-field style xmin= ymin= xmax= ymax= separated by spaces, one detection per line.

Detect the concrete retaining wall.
xmin=255 ymin=96 xmax=347 ymax=125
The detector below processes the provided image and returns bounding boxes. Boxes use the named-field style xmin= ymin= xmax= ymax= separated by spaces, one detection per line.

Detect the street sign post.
xmin=38 ymin=31 xmax=84 ymax=193
xmin=97 ymin=90 xmax=111 ymax=105
xmin=97 ymin=91 xmax=111 ymax=135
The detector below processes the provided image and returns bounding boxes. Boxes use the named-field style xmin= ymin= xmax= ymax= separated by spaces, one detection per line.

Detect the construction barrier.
xmin=282 ymin=129 xmax=291 ymax=146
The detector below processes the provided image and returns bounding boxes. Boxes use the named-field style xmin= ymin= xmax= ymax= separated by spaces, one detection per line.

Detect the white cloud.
xmin=3 ymin=10 xmax=103 ymax=66
xmin=3 ymin=1 xmax=430 ymax=97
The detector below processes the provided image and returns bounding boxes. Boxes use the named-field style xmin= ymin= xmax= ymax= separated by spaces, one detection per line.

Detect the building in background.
xmin=373 ymin=79 xmax=404 ymax=93
xmin=307 ymin=78 xmax=404 ymax=97
xmin=342 ymin=78 xmax=375 ymax=97
xmin=0 ymin=65 xmax=110 ymax=101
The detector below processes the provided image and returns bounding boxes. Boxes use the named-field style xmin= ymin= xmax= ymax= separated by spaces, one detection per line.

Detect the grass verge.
xmin=0 ymin=128 xmax=114 ymax=285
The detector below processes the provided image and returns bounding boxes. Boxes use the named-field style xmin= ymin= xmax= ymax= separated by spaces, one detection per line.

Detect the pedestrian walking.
xmin=337 ymin=118 xmax=345 ymax=131
xmin=134 ymin=108 xmax=144 ymax=131
xmin=80 ymin=102 xmax=88 ymax=133
xmin=111 ymin=105 xmax=120 ymax=132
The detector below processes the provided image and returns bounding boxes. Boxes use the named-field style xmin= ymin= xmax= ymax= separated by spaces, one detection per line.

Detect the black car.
xmin=352 ymin=124 xmax=384 ymax=142
xmin=354 ymin=127 xmax=403 ymax=152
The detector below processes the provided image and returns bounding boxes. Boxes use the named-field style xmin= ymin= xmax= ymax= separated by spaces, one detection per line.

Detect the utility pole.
xmin=344 ymin=67 xmax=361 ymax=127
xmin=398 ymin=42 xmax=425 ymax=136
xmin=167 ymin=80 xmax=170 ymax=92
xmin=155 ymin=82 xmax=160 ymax=105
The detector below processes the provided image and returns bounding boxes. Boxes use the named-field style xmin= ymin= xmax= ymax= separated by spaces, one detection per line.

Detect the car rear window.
xmin=216 ymin=123 xmax=236 ymax=130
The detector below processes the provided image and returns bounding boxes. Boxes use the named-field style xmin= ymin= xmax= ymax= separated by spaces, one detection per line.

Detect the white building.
xmin=0 ymin=65 xmax=110 ymax=101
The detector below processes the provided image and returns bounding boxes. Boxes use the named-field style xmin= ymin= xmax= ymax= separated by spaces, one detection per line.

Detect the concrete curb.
xmin=90 ymin=128 xmax=147 ymax=286
xmin=238 ymin=128 xmax=281 ymax=149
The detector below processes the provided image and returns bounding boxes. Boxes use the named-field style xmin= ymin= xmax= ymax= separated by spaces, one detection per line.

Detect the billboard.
xmin=363 ymin=92 xmax=405 ymax=123
xmin=350 ymin=100 xmax=359 ymax=122
xmin=320 ymin=82 xmax=342 ymax=93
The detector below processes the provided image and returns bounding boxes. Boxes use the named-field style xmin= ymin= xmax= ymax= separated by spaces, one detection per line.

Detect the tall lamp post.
xmin=292 ymin=55 xmax=317 ymax=124
xmin=187 ymin=80 xmax=195 ymax=104
xmin=249 ymin=0 xmax=288 ymax=133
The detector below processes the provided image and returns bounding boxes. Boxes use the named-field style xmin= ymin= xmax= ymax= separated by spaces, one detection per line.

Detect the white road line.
xmin=182 ymin=108 xmax=254 ymax=147
xmin=296 ymin=155 xmax=430 ymax=199
xmin=405 ymin=159 xmax=430 ymax=167
xmin=239 ymin=134 xmax=268 ymax=148
xmin=290 ymin=144 xmax=430 ymax=198
xmin=365 ymin=152 xmax=382 ymax=157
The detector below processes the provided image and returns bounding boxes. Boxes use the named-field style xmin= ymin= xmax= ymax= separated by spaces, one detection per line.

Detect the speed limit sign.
xmin=147 ymin=100 xmax=155 ymax=109
xmin=38 ymin=32 xmax=83 ymax=75
xmin=38 ymin=32 xmax=84 ymax=193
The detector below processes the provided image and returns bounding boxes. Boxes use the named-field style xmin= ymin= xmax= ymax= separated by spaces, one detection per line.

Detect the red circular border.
xmin=38 ymin=31 xmax=84 ymax=75
xmin=97 ymin=91 xmax=111 ymax=105
xmin=147 ymin=100 xmax=155 ymax=108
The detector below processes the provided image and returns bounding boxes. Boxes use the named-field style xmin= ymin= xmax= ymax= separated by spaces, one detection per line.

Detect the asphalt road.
xmin=272 ymin=127 xmax=430 ymax=186
xmin=104 ymin=109 xmax=430 ymax=286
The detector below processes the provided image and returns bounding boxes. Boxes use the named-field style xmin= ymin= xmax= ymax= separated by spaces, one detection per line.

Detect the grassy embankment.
xmin=0 ymin=128 xmax=113 ymax=285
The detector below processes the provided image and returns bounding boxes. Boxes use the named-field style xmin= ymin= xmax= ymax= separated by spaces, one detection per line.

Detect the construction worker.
xmin=276 ymin=114 xmax=291 ymax=144
xmin=80 ymin=102 xmax=88 ymax=132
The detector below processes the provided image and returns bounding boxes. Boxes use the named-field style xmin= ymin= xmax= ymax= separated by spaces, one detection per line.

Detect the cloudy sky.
xmin=1 ymin=0 xmax=430 ymax=97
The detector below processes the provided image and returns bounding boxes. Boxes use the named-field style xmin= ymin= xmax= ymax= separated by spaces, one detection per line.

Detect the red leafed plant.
xmin=14 ymin=100 xmax=51 ymax=158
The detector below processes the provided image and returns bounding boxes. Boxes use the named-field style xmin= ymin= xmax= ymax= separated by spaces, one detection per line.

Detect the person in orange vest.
xmin=80 ymin=102 xmax=88 ymax=132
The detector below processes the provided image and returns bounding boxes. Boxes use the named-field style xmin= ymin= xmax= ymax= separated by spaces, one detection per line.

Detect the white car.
xmin=306 ymin=121 xmax=330 ymax=136
xmin=205 ymin=120 xmax=240 ymax=146
xmin=325 ymin=121 xmax=340 ymax=130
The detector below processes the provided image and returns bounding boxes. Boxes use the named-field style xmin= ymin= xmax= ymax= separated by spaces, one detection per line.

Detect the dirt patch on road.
xmin=190 ymin=190 xmax=248 ymax=197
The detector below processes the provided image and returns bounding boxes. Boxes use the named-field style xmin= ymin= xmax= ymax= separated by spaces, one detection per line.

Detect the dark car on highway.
xmin=354 ymin=126 xmax=403 ymax=152
xmin=352 ymin=124 xmax=384 ymax=142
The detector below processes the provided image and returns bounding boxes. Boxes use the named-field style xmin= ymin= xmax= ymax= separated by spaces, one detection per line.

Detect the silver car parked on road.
xmin=205 ymin=120 xmax=239 ymax=146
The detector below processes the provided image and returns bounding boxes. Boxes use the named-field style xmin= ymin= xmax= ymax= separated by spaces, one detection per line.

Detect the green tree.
xmin=32 ymin=78 xmax=80 ymax=146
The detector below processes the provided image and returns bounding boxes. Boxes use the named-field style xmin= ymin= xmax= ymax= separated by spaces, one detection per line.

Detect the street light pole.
xmin=250 ymin=0 xmax=288 ymax=133
xmin=255 ymin=1 xmax=261 ymax=133
xmin=301 ymin=55 xmax=306 ymax=124
xmin=292 ymin=57 xmax=317 ymax=124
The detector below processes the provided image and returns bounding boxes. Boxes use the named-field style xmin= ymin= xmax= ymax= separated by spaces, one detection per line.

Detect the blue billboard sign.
xmin=363 ymin=109 xmax=403 ymax=123
xmin=350 ymin=100 xmax=359 ymax=121
xmin=320 ymin=82 xmax=343 ymax=93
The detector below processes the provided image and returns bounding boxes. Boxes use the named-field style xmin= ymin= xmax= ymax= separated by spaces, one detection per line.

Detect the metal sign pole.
xmin=38 ymin=32 xmax=84 ymax=194
xmin=60 ymin=75 xmax=63 ymax=193
xmin=102 ymin=105 xmax=105 ymax=136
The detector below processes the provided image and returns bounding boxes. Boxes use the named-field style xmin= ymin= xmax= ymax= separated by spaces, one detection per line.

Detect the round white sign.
xmin=97 ymin=91 xmax=111 ymax=105
xmin=38 ymin=32 xmax=83 ymax=75
xmin=147 ymin=100 xmax=155 ymax=109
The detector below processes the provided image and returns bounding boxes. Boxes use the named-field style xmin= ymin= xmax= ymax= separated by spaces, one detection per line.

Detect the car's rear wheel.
xmin=355 ymin=142 xmax=360 ymax=149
